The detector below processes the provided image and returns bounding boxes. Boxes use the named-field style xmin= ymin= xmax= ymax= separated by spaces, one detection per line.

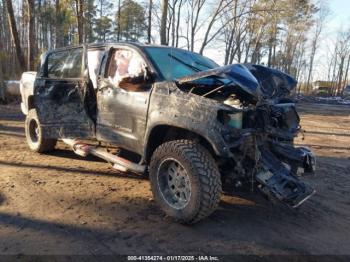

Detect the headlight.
xmin=217 ymin=110 xmax=243 ymax=129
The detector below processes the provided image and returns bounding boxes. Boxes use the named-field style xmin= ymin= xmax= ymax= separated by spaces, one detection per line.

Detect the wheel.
xmin=25 ymin=109 xmax=57 ymax=153
xmin=149 ymin=140 xmax=222 ymax=224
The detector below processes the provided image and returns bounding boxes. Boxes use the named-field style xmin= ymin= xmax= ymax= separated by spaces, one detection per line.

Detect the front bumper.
xmin=256 ymin=145 xmax=316 ymax=208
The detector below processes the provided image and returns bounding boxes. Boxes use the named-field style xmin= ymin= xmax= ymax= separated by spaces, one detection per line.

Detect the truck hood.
xmin=176 ymin=64 xmax=297 ymax=101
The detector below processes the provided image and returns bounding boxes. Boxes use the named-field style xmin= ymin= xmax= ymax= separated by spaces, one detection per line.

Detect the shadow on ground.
xmin=0 ymin=194 xmax=6 ymax=206
xmin=0 ymin=159 xmax=145 ymax=181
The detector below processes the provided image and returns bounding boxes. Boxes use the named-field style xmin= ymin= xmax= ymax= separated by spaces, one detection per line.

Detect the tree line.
xmin=0 ymin=0 xmax=349 ymax=95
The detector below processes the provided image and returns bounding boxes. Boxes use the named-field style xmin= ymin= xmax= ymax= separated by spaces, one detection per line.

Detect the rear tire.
xmin=25 ymin=109 xmax=57 ymax=153
xmin=149 ymin=140 xmax=221 ymax=224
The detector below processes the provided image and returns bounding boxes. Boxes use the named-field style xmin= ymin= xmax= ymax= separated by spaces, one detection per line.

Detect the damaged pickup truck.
xmin=20 ymin=43 xmax=316 ymax=223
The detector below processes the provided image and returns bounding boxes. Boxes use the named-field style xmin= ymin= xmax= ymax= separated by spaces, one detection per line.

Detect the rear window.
xmin=47 ymin=48 xmax=83 ymax=79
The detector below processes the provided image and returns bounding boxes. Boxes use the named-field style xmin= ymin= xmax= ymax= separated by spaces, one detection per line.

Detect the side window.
xmin=107 ymin=48 xmax=146 ymax=90
xmin=47 ymin=50 xmax=70 ymax=78
xmin=47 ymin=48 xmax=83 ymax=79
xmin=62 ymin=48 xmax=83 ymax=78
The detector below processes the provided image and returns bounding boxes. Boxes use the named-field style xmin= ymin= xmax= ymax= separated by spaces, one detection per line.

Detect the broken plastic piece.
xmin=256 ymin=146 xmax=315 ymax=208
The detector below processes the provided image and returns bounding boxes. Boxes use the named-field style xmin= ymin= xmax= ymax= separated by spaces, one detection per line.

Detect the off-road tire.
xmin=25 ymin=109 xmax=57 ymax=153
xmin=149 ymin=140 xmax=222 ymax=224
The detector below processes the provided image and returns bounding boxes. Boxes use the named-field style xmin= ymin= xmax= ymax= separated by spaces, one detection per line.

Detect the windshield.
xmin=144 ymin=47 xmax=219 ymax=81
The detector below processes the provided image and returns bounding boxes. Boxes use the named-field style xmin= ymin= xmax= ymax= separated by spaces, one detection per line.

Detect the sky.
xmin=308 ymin=0 xmax=350 ymax=80
xmin=327 ymin=0 xmax=349 ymax=31
xmin=90 ymin=0 xmax=349 ymax=83
xmin=202 ymin=0 xmax=350 ymax=81
xmin=119 ymin=0 xmax=350 ymax=81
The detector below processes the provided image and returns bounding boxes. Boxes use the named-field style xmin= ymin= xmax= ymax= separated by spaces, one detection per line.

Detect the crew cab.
xmin=20 ymin=42 xmax=316 ymax=223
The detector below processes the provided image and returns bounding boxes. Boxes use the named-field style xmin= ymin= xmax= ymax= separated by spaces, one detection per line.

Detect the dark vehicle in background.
xmin=20 ymin=43 xmax=316 ymax=224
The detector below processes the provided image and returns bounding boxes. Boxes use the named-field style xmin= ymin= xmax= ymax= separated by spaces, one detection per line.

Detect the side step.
xmin=62 ymin=139 xmax=146 ymax=173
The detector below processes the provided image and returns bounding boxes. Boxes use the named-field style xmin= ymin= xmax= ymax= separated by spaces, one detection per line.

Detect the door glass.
xmin=61 ymin=48 xmax=83 ymax=78
xmin=47 ymin=50 xmax=70 ymax=78
xmin=107 ymin=49 xmax=146 ymax=91
xmin=47 ymin=48 xmax=83 ymax=79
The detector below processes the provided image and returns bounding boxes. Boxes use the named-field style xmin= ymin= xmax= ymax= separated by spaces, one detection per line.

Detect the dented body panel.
xmin=177 ymin=64 xmax=261 ymax=98
xmin=34 ymin=78 xmax=95 ymax=138
xmin=145 ymin=81 xmax=233 ymax=158
xmin=33 ymin=46 xmax=95 ymax=138
xmin=20 ymin=42 xmax=316 ymax=208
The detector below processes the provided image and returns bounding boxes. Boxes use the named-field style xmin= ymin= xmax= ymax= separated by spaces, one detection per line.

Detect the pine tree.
xmin=116 ymin=0 xmax=147 ymax=41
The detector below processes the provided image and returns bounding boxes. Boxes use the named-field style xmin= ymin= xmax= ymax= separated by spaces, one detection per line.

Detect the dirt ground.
xmin=0 ymin=102 xmax=349 ymax=256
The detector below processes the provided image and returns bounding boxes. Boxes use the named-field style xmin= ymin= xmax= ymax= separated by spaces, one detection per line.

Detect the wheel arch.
xmin=27 ymin=95 xmax=35 ymax=111
xmin=144 ymin=124 xmax=217 ymax=163
xmin=21 ymin=95 xmax=35 ymax=115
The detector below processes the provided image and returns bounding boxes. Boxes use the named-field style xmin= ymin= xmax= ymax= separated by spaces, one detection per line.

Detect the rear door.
xmin=34 ymin=46 xmax=95 ymax=139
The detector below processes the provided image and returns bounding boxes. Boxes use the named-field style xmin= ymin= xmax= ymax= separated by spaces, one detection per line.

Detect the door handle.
xmin=39 ymin=85 xmax=57 ymax=97
xmin=67 ymin=88 xmax=77 ymax=98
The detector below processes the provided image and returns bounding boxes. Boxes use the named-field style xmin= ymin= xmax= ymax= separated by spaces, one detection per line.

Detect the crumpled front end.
xmin=257 ymin=144 xmax=316 ymax=208
xmin=176 ymin=64 xmax=316 ymax=208
xmin=243 ymin=102 xmax=316 ymax=207
xmin=217 ymin=100 xmax=316 ymax=208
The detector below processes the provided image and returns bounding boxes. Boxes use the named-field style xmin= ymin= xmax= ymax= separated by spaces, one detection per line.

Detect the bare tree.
xmin=189 ymin=0 xmax=205 ymax=51
xmin=75 ymin=0 xmax=84 ymax=44
xmin=175 ymin=0 xmax=184 ymax=47
xmin=148 ymin=0 xmax=152 ymax=43
xmin=160 ymin=0 xmax=168 ymax=45
xmin=306 ymin=0 xmax=329 ymax=93
xmin=55 ymin=0 xmax=64 ymax=47
xmin=26 ymin=0 xmax=35 ymax=70
xmin=4 ymin=0 xmax=25 ymax=72
xmin=117 ymin=0 xmax=121 ymax=41
xmin=329 ymin=29 xmax=350 ymax=95
xmin=198 ymin=0 xmax=236 ymax=54
xmin=223 ymin=0 xmax=251 ymax=64
xmin=342 ymin=53 xmax=350 ymax=89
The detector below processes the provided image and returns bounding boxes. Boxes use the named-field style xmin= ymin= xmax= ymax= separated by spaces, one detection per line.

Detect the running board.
xmin=62 ymin=139 xmax=146 ymax=173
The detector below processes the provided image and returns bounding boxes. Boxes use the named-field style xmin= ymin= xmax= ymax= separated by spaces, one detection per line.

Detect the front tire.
xmin=149 ymin=140 xmax=222 ymax=224
xmin=25 ymin=109 xmax=57 ymax=153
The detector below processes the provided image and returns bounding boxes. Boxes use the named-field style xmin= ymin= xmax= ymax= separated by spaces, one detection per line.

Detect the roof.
xmin=47 ymin=42 xmax=203 ymax=56
xmin=49 ymin=41 xmax=173 ymax=52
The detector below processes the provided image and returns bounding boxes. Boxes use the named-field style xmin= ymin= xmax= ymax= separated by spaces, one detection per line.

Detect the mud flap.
xmin=256 ymin=147 xmax=315 ymax=208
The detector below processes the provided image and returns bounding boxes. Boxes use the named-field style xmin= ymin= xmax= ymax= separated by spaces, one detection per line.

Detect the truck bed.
xmin=20 ymin=71 xmax=37 ymax=115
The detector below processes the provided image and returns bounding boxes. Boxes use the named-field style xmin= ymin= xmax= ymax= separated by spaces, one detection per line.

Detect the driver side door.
xmin=96 ymin=47 xmax=152 ymax=155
